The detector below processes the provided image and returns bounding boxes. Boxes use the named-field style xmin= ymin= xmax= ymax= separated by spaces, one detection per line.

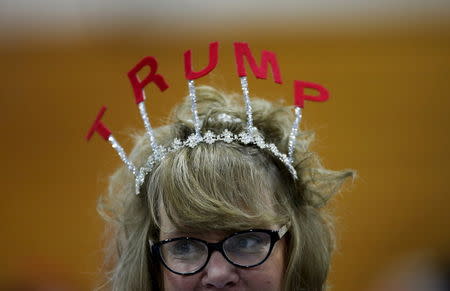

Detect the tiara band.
xmin=86 ymin=41 xmax=330 ymax=195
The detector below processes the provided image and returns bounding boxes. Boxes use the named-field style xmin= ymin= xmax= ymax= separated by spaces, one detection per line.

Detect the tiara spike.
xmin=88 ymin=43 xmax=334 ymax=195
xmin=188 ymin=79 xmax=202 ymax=138
xmin=239 ymin=76 xmax=254 ymax=131
xmin=138 ymin=101 xmax=160 ymax=154
xmin=288 ymin=106 xmax=302 ymax=162
xmin=108 ymin=135 xmax=137 ymax=176
xmin=87 ymin=106 xmax=136 ymax=176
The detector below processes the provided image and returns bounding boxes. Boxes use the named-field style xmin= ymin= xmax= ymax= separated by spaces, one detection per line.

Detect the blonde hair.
xmin=97 ymin=86 xmax=354 ymax=291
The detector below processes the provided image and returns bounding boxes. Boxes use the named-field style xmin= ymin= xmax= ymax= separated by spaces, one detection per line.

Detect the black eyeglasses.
xmin=150 ymin=225 xmax=288 ymax=275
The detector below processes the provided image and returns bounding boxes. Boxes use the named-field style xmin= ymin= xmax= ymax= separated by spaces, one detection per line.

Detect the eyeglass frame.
xmin=150 ymin=224 xmax=289 ymax=276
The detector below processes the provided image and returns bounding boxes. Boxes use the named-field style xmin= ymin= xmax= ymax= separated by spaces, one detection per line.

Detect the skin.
xmin=159 ymin=208 xmax=286 ymax=291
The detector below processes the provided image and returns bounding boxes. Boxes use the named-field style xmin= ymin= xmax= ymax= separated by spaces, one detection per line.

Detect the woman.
xmin=97 ymin=86 xmax=353 ymax=291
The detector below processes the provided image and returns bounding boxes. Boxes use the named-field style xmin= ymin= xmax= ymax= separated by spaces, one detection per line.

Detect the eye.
xmin=172 ymin=240 xmax=195 ymax=254
xmin=165 ymin=239 xmax=205 ymax=259
xmin=225 ymin=232 xmax=269 ymax=254
xmin=236 ymin=236 xmax=262 ymax=249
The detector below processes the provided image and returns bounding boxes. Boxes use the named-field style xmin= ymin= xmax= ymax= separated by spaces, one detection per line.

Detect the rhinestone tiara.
xmin=86 ymin=42 xmax=329 ymax=195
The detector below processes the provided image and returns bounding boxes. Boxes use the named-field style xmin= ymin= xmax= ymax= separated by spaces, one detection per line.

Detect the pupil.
xmin=228 ymin=234 xmax=264 ymax=252
xmin=178 ymin=242 xmax=189 ymax=252
xmin=172 ymin=240 xmax=197 ymax=256
xmin=239 ymin=238 xmax=251 ymax=248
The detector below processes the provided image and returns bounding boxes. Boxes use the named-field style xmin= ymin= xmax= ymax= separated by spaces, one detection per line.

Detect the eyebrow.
xmin=159 ymin=225 xmax=277 ymax=241
xmin=160 ymin=230 xmax=205 ymax=239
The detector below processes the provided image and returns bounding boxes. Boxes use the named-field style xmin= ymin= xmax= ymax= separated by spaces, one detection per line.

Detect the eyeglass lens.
xmin=159 ymin=231 xmax=272 ymax=274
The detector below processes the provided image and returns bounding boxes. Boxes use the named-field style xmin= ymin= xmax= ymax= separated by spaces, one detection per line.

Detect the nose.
xmin=201 ymin=251 xmax=239 ymax=288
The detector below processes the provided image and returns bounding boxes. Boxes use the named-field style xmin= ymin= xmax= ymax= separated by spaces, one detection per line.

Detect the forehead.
xmin=150 ymin=144 xmax=286 ymax=238
xmin=158 ymin=200 xmax=276 ymax=240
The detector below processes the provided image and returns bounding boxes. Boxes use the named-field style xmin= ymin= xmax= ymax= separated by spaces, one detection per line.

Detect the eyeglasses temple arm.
xmin=278 ymin=224 xmax=289 ymax=240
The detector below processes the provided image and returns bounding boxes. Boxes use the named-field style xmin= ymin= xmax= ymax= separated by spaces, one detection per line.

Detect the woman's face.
xmin=159 ymin=209 xmax=286 ymax=291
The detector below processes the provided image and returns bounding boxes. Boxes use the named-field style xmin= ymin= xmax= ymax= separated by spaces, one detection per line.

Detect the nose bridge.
xmin=208 ymin=240 xmax=225 ymax=254
xmin=205 ymin=240 xmax=234 ymax=268
xmin=202 ymin=244 xmax=239 ymax=288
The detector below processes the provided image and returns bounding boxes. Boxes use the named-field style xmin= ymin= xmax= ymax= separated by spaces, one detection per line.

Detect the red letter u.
xmin=184 ymin=41 xmax=219 ymax=80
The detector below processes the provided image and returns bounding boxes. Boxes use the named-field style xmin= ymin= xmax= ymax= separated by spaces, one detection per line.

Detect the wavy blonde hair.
xmin=97 ymin=86 xmax=354 ymax=291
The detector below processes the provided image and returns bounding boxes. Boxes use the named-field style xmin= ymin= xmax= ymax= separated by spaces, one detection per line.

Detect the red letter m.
xmin=234 ymin=42 xmax=282 ymax=84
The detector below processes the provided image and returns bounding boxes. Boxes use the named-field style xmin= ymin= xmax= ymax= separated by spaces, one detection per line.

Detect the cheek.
xmin=238 ymin=239 xmax=286 ymax=290
xmin=162 ymin=268 xmax=202 ymax=291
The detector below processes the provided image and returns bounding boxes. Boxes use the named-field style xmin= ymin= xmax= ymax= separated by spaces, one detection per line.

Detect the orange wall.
xmin=1 ymin=26 xmax=449 ymax=290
